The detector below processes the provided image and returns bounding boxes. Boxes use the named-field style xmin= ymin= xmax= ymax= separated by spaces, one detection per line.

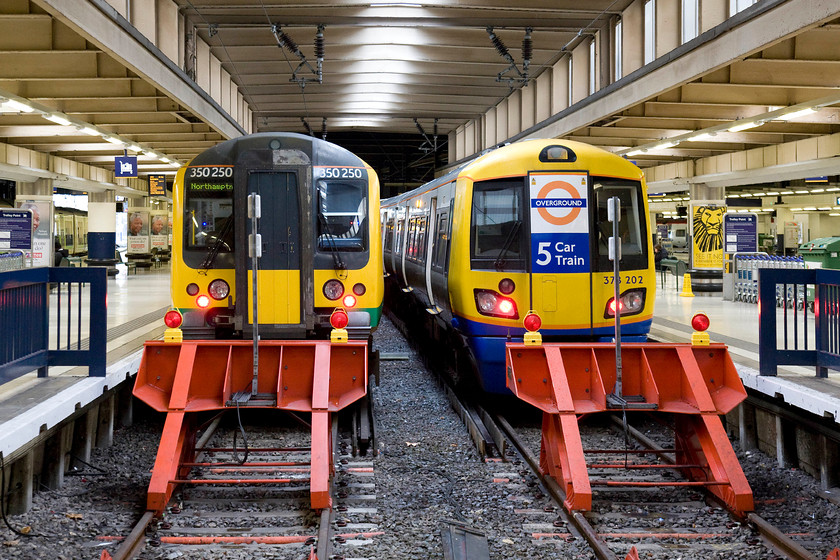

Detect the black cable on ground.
xmin=232 ymin=401 xmax=250 ymax=465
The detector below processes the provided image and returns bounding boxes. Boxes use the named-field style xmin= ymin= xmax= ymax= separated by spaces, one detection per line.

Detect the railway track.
xmin=104 ymin=410 xmax=379 ymax=560
xmin=487 ymin=409 xmax=831 ymax=559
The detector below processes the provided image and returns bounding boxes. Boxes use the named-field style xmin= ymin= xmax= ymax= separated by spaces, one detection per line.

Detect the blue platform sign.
xmin=115 ymin=156 xmax=138 ymax=178
xmin=723 ymin=212 xmax=758 ymax=253
xmin=529 ymin=171 xmax=589 ymax=273
xmin=0 ymin=209 xmax=33 ymax=250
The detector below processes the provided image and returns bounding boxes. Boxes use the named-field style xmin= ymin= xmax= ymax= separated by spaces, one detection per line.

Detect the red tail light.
xmin=164 ymin=310 xmax=183 ymax=328
xmin=330 ymin=309 xmax=349 ymax=329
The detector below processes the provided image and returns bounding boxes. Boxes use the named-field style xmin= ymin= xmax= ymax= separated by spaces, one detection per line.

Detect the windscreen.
xmin=592 ymin=178 xmax=648 ymax=271
xmin=317 ymin=180 xmax=367 ymax=252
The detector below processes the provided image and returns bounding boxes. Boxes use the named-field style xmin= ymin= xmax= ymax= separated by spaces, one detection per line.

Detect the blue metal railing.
xmin=758 ymin=268 xmax=840 ymax=377
xmin=0 ymin=267 xmax=107 ymax=384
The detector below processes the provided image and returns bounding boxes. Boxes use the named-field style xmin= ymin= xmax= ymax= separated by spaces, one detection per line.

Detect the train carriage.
xmin=170 ymin=132 xmax=383 ymax=340
xmin=382 ymin=139 xmax=655 ymax=394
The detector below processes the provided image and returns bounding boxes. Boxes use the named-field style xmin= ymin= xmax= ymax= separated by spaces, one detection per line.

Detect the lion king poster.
xmin=692 ymin=205 xmax=725 ymax=269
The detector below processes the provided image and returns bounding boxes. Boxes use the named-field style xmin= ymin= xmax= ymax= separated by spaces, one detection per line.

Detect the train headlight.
xmin=186 ymin=283 xmax=199 ymax=296
xmin=604 ymin=288 xmax=646 ymax=318
xmin=343 ymin=294 xmax=357 ymax=308
xmin=196 ymin=295 xmax=211 ymax=308
xmin=208 ymin=279 xmax=230 ymax=300
xmin=474 ymin=289 xmax=519 ymax=319
xmin=323 ymin=279 xmax=344 ymax=300
xmin=352 ymin=283 xmax=366 ymax=296
xmin=164 ymin=309 xmax=183 ymax=328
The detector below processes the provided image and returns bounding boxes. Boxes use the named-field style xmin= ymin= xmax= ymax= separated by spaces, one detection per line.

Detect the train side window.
xmin=592 ymin=178 xmax=648 ymax=271
xmin=407 ymin=217 xmax=418 ymax=260
xmin=395 ymin=213 xmax=405 ymax=255
xmin=415 ymin=216 xmax=427 ymax=263
xmin=470 ymin=179 xmax=526 ymax=271
xmin=316 ymin=180 xmax=367 ymax=252
xmin=432 ymin=212 xmax=449 ymax=270
xmin=384 ymin=216 xmax=395 ymax=253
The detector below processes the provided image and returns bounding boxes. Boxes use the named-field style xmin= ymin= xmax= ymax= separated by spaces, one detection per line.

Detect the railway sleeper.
xmin=505 ymin=341 xmax=755 ymax=517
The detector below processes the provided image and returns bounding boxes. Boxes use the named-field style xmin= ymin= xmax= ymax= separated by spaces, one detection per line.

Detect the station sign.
xmin=723 ymin=213 xmax=758 ymax=253
xmin=0 ymin=209 xmax=33 ymax=250
xmin=529 ymin=171 xmax=589 ymax=273
xmin=115 ymin=155 xmax=138 ymax=178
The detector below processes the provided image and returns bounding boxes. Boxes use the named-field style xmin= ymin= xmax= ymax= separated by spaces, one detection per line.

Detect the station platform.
xmin=1 ymin=262 xmax=838 ymax=465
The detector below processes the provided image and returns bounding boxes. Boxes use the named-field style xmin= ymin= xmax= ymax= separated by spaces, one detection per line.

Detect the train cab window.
xmin=184 ymin=181 xmax=234 ymax=254
xmin=316 ymin=181 xmax=367 ymax=252
xmin=592 ymin=179 xmax=648 ymax=271
xmin=470 ymin=179 xmax=526 ymax=271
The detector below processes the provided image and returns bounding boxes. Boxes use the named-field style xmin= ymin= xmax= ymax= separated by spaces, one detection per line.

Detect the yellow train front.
xmin=382 ymin=139 xmax=654 ymax=394
xmin=167 ymin=132 xmax=383 ymax=340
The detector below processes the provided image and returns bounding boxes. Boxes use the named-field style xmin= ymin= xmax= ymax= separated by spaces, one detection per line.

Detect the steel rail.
xmin=493 ymin=414 xmax=619 ymax=560
xmin=608 ymin=414 xmax=822 ymax=560
xmin=108 ymin=415 xmax=223 ymax=560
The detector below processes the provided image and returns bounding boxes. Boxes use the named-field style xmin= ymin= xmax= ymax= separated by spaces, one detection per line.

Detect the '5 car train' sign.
xmin=529 ymin=171 xmax=590 ymax=273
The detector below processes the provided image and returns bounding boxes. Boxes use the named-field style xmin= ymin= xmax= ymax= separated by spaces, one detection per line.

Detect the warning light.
xmin=196 ymin=295 xmax=211 ymax=308
xmin=691 ymin=312 xmax=710 ymax=331
xmin=164 ymin=310 xmax=183 ymax=328
xmin=523 ymin=312 xmax=542 ymax=332
xmin=343 ymin=294 xmax=357 ymax=308
xmin=330 ymin=309 xmax=349 ymax=329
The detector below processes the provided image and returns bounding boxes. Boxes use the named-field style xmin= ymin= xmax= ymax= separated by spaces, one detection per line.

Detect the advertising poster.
xmin=127 ymin=208 xmax=150 ymax=254
xmin=691 ymin=205 xmax=725 ymax=269
xmin=150 ymin=212 xmax=169 ymax=251
xmin=529 ymin=171 xmax=589 ymax=273
xmin=15 ymin=199 xmax=53 ymax=268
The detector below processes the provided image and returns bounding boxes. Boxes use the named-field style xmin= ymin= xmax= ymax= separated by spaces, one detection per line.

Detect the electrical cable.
xmin=232 ymin=401 xmax=250 ymax=465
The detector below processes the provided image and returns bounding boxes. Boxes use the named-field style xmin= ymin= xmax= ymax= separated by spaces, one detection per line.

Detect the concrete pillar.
xmin=87 ymin=190 xmax=118 ymax=265
xmin=821 ymin=434 xmax=840 ymax=490
xmin=700 ymin=0 xmax=728 ymax=33
xmin=70 ymin=409 xmax=99 ymax=470
xmin=42 ymin=423 xmax=73 ymax=490
xmin=118 ymin=384 xmax=134 ymax=428
xmin=775 ymin=415 xmax=797 ymax=468
xmin=739 ymin=401 xmax=757 ymax=450
xmin=622 ymin=0 xmax=645 ymax=76
xmin=4 ymin=452 xmax=33 ymax=515
xmin=655 ymin=0 xmax=680 ymax=57
xmin=96 ymin=394 xmax=115 ymax=449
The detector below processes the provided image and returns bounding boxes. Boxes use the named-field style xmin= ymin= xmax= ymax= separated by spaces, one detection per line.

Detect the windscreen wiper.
xmin=494 ymin=220 xmax=522 ymax=271
xmin=318 ymin=212 xmax=346 ymax=271
xmin=199 ymin=215 xmax=233 ymax=274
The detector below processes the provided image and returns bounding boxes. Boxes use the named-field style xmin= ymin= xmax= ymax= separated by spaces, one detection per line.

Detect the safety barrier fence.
xmin=0 ymin=267 xmax=107 ymax=384
xmin=758 ymin=268 xmax=840 ymax=377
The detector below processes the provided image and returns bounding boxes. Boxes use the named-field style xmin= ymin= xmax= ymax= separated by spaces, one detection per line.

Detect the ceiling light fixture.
xmin=728 ymin=120 xmax=763 ymax=132
xmin=0 ymin=98 xmax=35 ymax=113
xmin=78 ymin=126 xmax=100 ymax=136
xmin=779 ymin=107 xmax=816 ymax=120
xmin=44 ymin=113 xmax=72 ymax=126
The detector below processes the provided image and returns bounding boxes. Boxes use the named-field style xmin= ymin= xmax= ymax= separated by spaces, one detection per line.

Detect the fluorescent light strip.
xmin=44 ymin=113 xmax=72 ymax=126
xmin=728 ymin=121 xmax=762 ymax=132
xmin=779 ymin=107 xmax=816 ymax=120
xmin=1 ymin=98 xmax=35 ymax=113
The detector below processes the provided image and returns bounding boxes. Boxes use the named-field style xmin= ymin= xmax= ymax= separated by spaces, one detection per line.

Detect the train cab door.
xmin=424 ymin=197 xmax=438 ymax=311
xmin=235 ymin=162 xmax=309 ymax=338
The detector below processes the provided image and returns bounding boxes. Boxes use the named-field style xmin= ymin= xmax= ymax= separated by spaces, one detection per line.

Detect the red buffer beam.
xmin=134 ymin=340 xmax=368 ymax=514
xmin=505 ymin=342 xmax=755 ymax=516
